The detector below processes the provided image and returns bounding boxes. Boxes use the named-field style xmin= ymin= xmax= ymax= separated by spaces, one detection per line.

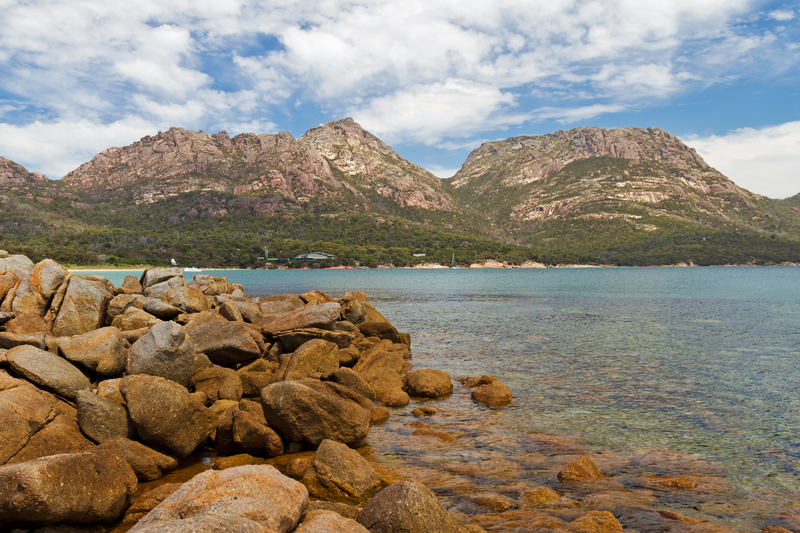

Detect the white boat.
xmin=182 ymin=267 xmax=202 ymax=272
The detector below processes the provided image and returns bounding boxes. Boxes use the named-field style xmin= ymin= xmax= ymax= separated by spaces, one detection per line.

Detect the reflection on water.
xmin=91 ymin=266 xmax=800 ymax=530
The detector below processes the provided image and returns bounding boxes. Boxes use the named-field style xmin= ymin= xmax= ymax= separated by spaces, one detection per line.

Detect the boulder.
xmin=165 ymin=285 xmax=210 ymax=314
xmin=186 ymin=321 xmax=262 ymax=366
xmin=219 ymin=301 xmax=244 ymax=322
xmin=143 ymin=277 xmax=186 ymax=299
xmin=57 ymin=326 xmax=126 ymax=377
xmin=0 ymin=449 xmax=137 ymax=526
xmin=461 ymin=375 xmax=513 ymax=407
xmin=127 ymin=321 xmax=196 ymax=388
xmin=352 ymin=343 xmax=405 ymax=398
xmin=302 ymin=439 xmax=382 ymax=504
xmin=259 ymin=296 xmax=305 ymax=315
xmin=76 ymin=390 xmax=136 ymax=443
xmin=105 ymin=294 xmax=145 ymax=325
xmin=142 ymin=298 xmax=184 ymax=320
xmin=262 ymin=302 xmax=342 ymax=336
xmin=140 ymin=267 xmax=183 ymax=292
xmin=357 ymin=480 xmax=471 ymax=533
xmin=557 ymin=456 xmax=605 ymax=482
xmin=129 ymin=465 xmax=308 ymax=533
xmin=358 ymin=321 xmax=401 ymax=344
xmin=5 ymin=311 xmax=49 ymax=334
xmin=215 ymin=402 xmax=284 ymax=457
xmin=0 ymin=253 xmax=34 ymax=278
xmin=261 ymin=380 xmax=372 ymax=447
xmin=569 ymin=510 xmax=623 ymax=533
xmin=278 ymin=328 xmax=356 ymax=352
xmin=239 ymin=371 xmax=273 ymax=398
xmin=120 ymin=374 xmax=216 ymax=457
xmin=31 ymin=258 xmax=69 ymax=301
xmin=0 ymin=271 xmax=19 ymax=303
xmin=10 ymin=278 xmax=49 ymax=318
xmin=0 ymin=370 xmax=92 ymax=465
xmin=273 ymin=339 xmax=339 ymax=382
xmin=295 ymin=510 xmax=370 ymax=533
xmin=378 ymin=388 xmax=410 ymax=407
xmin=111 ymin=305 xmax=160 ymax=331
xmin=192 ymin=365 xmax=243 ymax=402
xmin=52 ymin=276 xmax=113 ymax=337
xmin=99 ymin=437 xmax=178 ymax=481
xmin=6 ymin=345 xmax=91 ymax=401
xmin=518 ymin=486 xmax=561 ymax=507
xmin=322 ymin=367 xmax=376 ymax=401
xmin=0 ymin=331 xmax=46 ymax=350
xmin=339 ymin=293 xmax=366 ymax=324
xmin=405 ymin=369 xmax=453 ymax=398
xmin=122 ymin=275 xmax=143 ymax=294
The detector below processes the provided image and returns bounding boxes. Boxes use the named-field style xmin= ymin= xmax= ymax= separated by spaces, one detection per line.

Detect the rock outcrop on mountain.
xmin=0 ymin=157 xmax=49 ymax=186
xmin=448 ymin=126 xmax=763 ymax=231
xmin=300 ymin=118 xmax=457 ymax=211
xmin=59 ymin=120 xmax=456 ymax=216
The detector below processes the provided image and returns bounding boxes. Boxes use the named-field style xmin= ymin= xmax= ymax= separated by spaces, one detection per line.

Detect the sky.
xmin=0 ymin=1 xmax=799 ymax=199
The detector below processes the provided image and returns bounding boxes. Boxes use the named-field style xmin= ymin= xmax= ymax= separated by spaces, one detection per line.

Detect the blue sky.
xmin=0 ymin=0 xmax=799 ymax=198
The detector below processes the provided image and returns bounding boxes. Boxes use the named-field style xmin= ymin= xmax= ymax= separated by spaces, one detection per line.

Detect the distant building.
xmin=412 ymin=253 xmax=426 ymax=257
xmin=294 ymin=252 xmax=336 ymax=261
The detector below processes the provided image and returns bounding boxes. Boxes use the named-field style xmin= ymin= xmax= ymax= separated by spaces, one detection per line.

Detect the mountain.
xmin=2 ymin=122 xmax=800 ymax=267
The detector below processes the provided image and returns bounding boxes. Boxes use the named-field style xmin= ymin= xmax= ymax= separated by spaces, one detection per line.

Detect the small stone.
xmin=557 ymin=456 xmax=605 ymax=482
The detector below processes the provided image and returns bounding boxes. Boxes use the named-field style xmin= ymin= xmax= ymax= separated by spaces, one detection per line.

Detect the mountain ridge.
xmin=2 ymin=120 xmax=799 ymax=266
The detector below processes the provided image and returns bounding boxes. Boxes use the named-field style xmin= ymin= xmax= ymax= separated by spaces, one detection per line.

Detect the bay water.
xmin=94 ymin=266 xmax=800 ymax=529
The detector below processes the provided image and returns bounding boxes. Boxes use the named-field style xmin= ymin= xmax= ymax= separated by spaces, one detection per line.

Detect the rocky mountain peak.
xmin=0 ymin=157 xmax=49 ymax=186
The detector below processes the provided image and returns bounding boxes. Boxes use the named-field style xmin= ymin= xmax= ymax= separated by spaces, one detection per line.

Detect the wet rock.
xmin=57 ymin=326 xmax=126 ymax=377
xmin=412 ymin=406 xmax=436 ymax=417
xmin=519 ymin=433 xmax=585 ymax=455
xmin=405 ymin=368 xmax=453 ymax=398
xmin=358 ymin=321 xmax=401 ymax=343
xmin=0 ymin=449 xmax=137 ymax=526
xmin=120 ymin=483 xmax=182 ymax=526
xmin=131 ymin=515 xmax=268 ymax=533
xmin=193 ymin=365 xmax=243 ymax=402
xmin=0 ymin=370 xmax=92 ymax=465
xmin=302 ymin=439 xmax=382 ymax=504
xmin=357 ymin=480 xmax=471 ymax=533
xmin=306 ymin=500 xmax=362 ymax=520
xmin=569 ymin=510 xmax=623 ymax=533
xmin=129 ymin=465 xmax=308 ymax=533
xmin=371 ymin=407 xmax=390 ymax=424
xmin=120 ymin=374 xmax=216 ymax=457
xmin=461 ymin=375 xmax=513 ymax=406
xmin=76 ymin=390 xmax=136 ymax=443
xmin=52 ymin=276 xmax=113 ymax=337
xmin=322 ymin=367 xmax=376 ymax=401
xmin=261 ymin=379 xmax=372 ymax=447
xmin=558 ymin=456 xmax=605 ymax=482
xmin=296 ymin=509 xmax=370 ymax=533
xmin=262 ymin=302 xmax=342 ymax=336
xmin=99 ymin=437 xmax=178 ymax=481
xmin=165 ymin=285 xmax=210 ymax=314
xmin=273 ymin=339 xmax=339 ymax=382
xmin=581 ymin=490 xmax=656 ymax=511
xmin=111 ymin=306 xmax=161 ymax=331
xmin=762 ymin=527 xmax=794 ymax=533
xmin=353 ymin=341 xmax=405 ymax=398
xmin=214 ymin=453 xmax=267 ymax=470
xmin=518 ymin=485 xmax=562 ymax=507
xmin=127 ymin=321 xmax=196 ymax=388
xmin=379 ymin=388 xmax=410 ymax=406
xmin=186 ymin=321 xmax=262 ymax=366
xmin=468 ymin=492 xmax=516 ymax=512
xmin=215 ymin=402 xmax=284 ymax=457
xmin=7 ymin=344 xmax=91 ymax=401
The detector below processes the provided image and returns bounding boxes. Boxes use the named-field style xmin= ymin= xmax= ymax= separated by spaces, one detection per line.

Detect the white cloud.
xmin=768 ymin=9 xmax=795 ymax=21
xmin=425 ymin=165 xmax=461 ymax=179
xmin=0 ymin=117 xmax=156 ymax=178
xmin=685 ymin=121 xmax=800 ymax=199
xmin=534 ymin=103 xmax=628 ymax=123
xmin=349 ymin=79 xmax=519 ymax=144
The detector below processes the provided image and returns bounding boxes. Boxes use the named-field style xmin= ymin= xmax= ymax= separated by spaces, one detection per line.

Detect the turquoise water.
xmin=96 ymin=266 xmax=800 ymax=521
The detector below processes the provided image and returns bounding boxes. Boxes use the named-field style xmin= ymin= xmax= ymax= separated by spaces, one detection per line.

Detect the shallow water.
xmin=95 ymin=266 xmax=800 ymax=530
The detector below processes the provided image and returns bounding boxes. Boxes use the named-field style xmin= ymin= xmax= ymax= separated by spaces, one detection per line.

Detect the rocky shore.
xmin=0 ymin=251 xmax=796 ymax=533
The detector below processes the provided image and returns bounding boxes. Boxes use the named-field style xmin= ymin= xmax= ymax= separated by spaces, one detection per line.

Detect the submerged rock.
xmin=302 ymin=439 xmax=382 ymax=504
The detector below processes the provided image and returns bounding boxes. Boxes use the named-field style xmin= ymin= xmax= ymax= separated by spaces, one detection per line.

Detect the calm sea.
xmin=93 ymin=266 xmax=800 ymax=525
